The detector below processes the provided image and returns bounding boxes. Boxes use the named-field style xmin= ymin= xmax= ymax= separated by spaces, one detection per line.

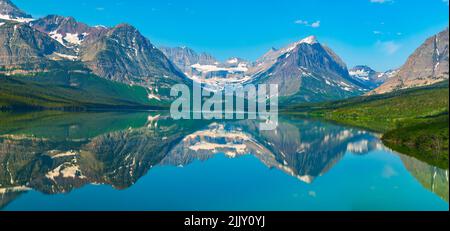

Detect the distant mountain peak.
xmin=0 ymin=0 xmax=33 ymax=22
xmin=351 ymin=65 xmax=374 ymax=71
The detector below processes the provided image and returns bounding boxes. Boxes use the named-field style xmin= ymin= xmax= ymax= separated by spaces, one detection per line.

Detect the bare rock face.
xmin=371 ymin=28 xmax=449 ymax=95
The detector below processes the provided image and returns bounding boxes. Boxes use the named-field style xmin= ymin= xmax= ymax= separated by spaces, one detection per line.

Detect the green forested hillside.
xmin=0 ymin=71 xmax=168 ymax=110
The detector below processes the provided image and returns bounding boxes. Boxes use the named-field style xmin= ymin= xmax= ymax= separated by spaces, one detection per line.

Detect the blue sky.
xmin=15 ymin=0 xmax=449 ymax=71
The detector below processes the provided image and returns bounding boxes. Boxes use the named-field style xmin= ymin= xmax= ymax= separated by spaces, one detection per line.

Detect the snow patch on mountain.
xmin=0 ymin=13 xmax=33 ymax=23
xmin=191 ymin=63 xmax=248 ymax=73
xmin=53 ymin=52 xmax=78 ymax=60
xmin=349 ymin=69 xmax=370 ymax=81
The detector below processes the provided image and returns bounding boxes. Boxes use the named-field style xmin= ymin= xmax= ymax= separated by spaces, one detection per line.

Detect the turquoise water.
xmin=0 ymin=111 xmax=448 ymax=211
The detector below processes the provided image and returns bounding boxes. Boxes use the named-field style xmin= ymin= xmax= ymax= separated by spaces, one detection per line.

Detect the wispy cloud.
xmin=294 ymin=19 xmax=321 ymax=28
xmin=294 ymin=20 xmax=308 ymax=25
xmin=370 ymin=0 xmax=393 ymax=4
xmin=373 ymin=30 xmax=383 ymax=35
xmin=311 ymin=21 xmax=321 ymax=28
xmin=377 ymin=40 xmax=401 ymax=55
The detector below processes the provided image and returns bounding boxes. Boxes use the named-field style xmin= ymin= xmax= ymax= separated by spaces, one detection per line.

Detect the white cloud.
xmin=373 ymin=30 xmax=383 ymax=35
xmin=377 ymin=40 xmax=401 ymax=55
xmin=294 ymin=19 xmax=320 ymax=28
xmin=311 ymin=21 xmax=321 ymax=28
xmin=370 ymin=0 xmax=393 ymax=4
xmin=294 ymin=20 xmax=308 ymax=25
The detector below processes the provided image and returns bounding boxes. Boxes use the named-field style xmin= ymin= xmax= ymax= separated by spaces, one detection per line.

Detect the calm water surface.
xmin=0 ymin=111 xmax=448 ymax=211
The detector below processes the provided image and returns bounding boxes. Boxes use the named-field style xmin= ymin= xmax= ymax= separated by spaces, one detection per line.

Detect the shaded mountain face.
xmin=80 ymin=23 xmax=189 ymax=92
xmin=250 ymin=36 xmax=366 ymax=103
xmin=371 ymin=27 xmax=449 ymax=95
xmin=349 ymin=65 xmax=396 ymax=90
xmin=0 ymin=0 xmax=32 ymax=22
xmin=0 ymin=21 xmax=76 ymax=72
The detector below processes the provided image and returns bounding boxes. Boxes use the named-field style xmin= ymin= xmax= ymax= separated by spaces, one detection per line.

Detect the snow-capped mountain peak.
xmin=300 ymin=35 xmax=318 ymax=45
xmin=348 ymin=65 xmax=396 ymax=90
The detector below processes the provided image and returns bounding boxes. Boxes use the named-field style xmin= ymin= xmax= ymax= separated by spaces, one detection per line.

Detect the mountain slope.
xmin=0 ymin=0 xmax=32 ymax=22
xmin=80 ymin=24 xmax=189 ymax=96
xmin=371 ymin=27 xmax=449 ymax=94
xmin=0 ymin=20 xmax=77 ymax=72
xmin=29 ymin=14 xmax=191 ymax=100
xmin=30 ymin=15 xmax=107 ymax=49
xmin=250 ymin=36 xmax=366 ymax=104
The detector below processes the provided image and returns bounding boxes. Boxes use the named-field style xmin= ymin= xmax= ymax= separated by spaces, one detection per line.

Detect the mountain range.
xmin=0 ymin=0 xmax=449 ymax=108
xmin=161 ymin=36 xmax=389 ymax=102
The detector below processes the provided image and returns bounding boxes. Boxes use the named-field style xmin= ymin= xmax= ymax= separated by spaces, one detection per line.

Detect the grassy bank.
xmin=289 ymin=81 xmax=449 ymax=169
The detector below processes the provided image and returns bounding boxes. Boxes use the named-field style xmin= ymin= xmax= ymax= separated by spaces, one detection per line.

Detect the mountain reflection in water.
xmin=0 ymin=111 xmax=448 ymax=210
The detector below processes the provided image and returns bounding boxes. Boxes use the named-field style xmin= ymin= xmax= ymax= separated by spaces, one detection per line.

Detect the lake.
xmin=0 ymin=111 xmax=448 ymax=211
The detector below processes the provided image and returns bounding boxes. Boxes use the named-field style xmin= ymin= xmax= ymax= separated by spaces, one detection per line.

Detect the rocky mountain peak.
xmin=31 ymin=15 xmax=107 ymax=48
xmin=0 ymin=0 xmax=33 ymax=22
xmin=248 ymin=35 xmax=368 ymax=103
xmin=79 ymin=21 xmax=188 ymax=93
